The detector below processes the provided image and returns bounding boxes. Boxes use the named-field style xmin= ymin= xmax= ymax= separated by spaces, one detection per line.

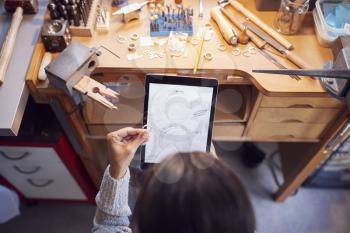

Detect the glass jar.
xmin=274 ymin=0 xmax=310 ymax=35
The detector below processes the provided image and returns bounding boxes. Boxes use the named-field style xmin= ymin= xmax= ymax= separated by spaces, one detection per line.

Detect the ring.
xmin=204 ymin=52 xmax=213 ymax=60
xmin=130 ymin=33 xmax=139 ymax=41
xmin=248 ymin=46 xmax=257 ymax=54
xmin=232 ymin=48 xmax=241 ymax=56
xmin=218 ymin=44 xmax=226 ymax=51
xmin=242 ymin=50 xmax=251 ymax=57
xmin=117 ymin=35 xmax=126 ymax=43
xmin=191 ymin=38 xmax=200 ymax=45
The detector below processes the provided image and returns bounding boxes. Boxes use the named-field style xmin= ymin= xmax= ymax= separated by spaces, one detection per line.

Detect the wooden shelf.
xmin=215 ymin=85 xmax=252 ymax=123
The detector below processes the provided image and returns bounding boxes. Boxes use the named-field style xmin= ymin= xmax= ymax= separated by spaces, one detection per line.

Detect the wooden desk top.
xmin=72 ymin=1 xmax=332 ymax=95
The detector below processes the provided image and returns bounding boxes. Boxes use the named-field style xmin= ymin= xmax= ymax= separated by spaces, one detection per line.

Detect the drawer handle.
xmin=288 ymin=104 xmax=314 ymax=108
xmin=0 ymin=151 xmax=30 ymax=160
xmin=272 ymin=134 xmax=296 ymax=138
xmin=280 ymin=119 xmax=304 ymax=123
xmin=27 ymin=179 xmax=54 ymax=188
xmin=13 ymin=165 xmax=41 ymax=174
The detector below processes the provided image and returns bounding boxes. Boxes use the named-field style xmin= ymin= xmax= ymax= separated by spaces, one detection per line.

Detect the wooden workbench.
xmin=26 ymin=0 xmax=348 ymax=202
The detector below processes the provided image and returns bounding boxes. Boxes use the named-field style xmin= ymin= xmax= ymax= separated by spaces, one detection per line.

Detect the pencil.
xmin=193 ymin=30 xmax=205 ymax=74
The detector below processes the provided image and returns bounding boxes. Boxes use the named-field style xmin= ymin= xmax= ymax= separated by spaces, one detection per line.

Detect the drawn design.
xmin=145 ymin=84 xmax=213 ymax=163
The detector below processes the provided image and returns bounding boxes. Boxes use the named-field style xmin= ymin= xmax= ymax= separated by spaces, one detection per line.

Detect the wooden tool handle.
xmin=221 ymin=7 xmax=266 ymax=49
xmin=285 ymin=50 xmax=314 ymax=69
xmin=229 ymin=0 xmax=293 ymax=50
xmin=0 ymin=7 xmax=23 ymax=85
xmin=210 ymin=7 xmax=237 ymax=45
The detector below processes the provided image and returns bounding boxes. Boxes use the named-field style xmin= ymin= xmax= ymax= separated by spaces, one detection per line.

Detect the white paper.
xmin=145 ymin=83 xmax=214 ymax=163
xmin=0 ymin=185 xmax=20 ymax=223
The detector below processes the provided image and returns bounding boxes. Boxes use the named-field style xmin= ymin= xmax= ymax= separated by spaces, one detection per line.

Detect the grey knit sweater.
xmin=92 ymin=165 xmax=132 ymax=233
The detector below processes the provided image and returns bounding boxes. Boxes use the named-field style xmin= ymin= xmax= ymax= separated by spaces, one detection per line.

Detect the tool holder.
xmin=69 ymin=0 xmax=100 ymax=37
xmin=45 ymin=43 xmax=119 ymax=109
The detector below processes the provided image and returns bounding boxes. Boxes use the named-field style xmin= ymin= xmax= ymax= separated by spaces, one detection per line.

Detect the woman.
xmin=93 ymin=127 xmax=256 ymax=233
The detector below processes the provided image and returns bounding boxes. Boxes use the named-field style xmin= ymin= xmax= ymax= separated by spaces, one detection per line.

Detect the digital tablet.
xmin=141 ymin=74 xmax=218 ymax=168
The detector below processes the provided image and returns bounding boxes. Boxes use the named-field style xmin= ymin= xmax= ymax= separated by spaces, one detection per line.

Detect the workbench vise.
xmin=320 ymin=46 xmax=350 ymax=99
xmin=45 ymin=43 xmax=119 ymax=109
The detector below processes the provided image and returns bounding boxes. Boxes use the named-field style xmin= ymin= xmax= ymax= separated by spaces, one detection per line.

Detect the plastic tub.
xmin=313 ymin=0 xmax=350 ymax=47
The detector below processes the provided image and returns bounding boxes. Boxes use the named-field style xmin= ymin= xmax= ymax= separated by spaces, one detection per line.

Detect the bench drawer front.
xmin=255 ymin=108 xmax=340 ymax=124
xmin=248 ymin=122 xmax=327 ymax=139
xmin=260 ymin=96 xmax=343 ymax=108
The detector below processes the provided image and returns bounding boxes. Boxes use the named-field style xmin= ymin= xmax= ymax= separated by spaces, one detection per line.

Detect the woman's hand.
xmin=106 ymin=127 xmax=149 ymax=179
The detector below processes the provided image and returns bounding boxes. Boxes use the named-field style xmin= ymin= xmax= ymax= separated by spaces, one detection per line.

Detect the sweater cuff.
xmin=95 ymin=165 xmax=131 ymax=216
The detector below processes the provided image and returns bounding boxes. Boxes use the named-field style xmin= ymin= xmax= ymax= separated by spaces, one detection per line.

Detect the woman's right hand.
xmin=106 ymin=127 xmax=149 ymax=179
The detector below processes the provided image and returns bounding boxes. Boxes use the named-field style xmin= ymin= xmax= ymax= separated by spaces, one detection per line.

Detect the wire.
xmin=98 ymin=45 xmax=120 ymax=59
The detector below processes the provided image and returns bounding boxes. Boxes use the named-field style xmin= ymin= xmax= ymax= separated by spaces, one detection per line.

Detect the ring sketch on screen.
xmin=145 ymin=83 xmax=214 ymax=163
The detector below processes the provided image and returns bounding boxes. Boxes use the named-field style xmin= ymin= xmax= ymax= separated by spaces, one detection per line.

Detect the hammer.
xmin=0 ymin=0 xmax=39 ymax=85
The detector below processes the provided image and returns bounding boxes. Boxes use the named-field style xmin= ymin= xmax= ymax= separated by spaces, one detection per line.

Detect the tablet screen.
xmin=144 ymin=81 xmax=216 ymax=163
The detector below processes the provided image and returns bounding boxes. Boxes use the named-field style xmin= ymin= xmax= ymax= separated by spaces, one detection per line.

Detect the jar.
xmin=274 ymin=0 xmax=310 ymax=35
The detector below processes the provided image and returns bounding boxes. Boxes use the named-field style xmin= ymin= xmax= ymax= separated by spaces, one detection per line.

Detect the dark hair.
xmin=133 ymin=152 xmax=256 ymax=233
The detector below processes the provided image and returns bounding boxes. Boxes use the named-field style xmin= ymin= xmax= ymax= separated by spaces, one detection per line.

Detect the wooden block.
xmin=69 ymin=0 xmax=100 ymax=37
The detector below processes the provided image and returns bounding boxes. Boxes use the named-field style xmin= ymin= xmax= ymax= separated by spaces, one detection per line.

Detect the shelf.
xmin=215 ymin=85 xmax=252 ymax=123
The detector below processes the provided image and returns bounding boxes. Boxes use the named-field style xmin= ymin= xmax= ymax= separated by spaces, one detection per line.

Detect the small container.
xmin=274 ymin=0 xmax=310 ymax=35
xmin=313 ymin=0 xmax=350 ymax=47
xmin=113 ymin=0 xmax=128 ymax=7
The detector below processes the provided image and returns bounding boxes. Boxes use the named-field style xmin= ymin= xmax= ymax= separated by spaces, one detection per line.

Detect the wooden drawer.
xmin=260 ymin=96 xmax=344 ymax=108
xmin=213 ymin=123 xmax=245 ymax=141
xmin=254 ymin=108 xmax=341 ymax=124
xmin=248 ymin=122 xmax=327 ymax=140
xmin=0 ymin=162 xmax=86 ymax=200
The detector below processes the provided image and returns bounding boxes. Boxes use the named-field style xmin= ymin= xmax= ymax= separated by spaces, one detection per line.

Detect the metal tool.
xmin=112 ymin=1 xmax=148 ymax=23
xmin=243 ymin=21 xmax=312 ymax=69
xmin=41 ymin=20 xmax=72 ymax=52
xmin=198 ymin=0 xmax=203 ymax=18
xmin=0 ymin=0 xmax=39 ymax=85
xmin=253 ymin=47 xmax=350 ymax=99
xmin=45 ymin=43 xmax=119 ymax=109
xmin=257 ymin=48 xmax=301 ymax=80
xmin=252 ymin=69 xmax=350 ymax=78
xmin=227 ymin=0 xmax=293 ymax=50
xmin=243 ymin=22 xmax=285 ymax=53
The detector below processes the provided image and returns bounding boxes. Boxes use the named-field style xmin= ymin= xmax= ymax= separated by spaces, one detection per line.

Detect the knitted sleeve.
xmin=92 ymin=165 xmax=132 ymax=233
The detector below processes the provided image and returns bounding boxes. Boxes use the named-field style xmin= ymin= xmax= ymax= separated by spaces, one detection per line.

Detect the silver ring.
xmin=232 ymin=48 xmax=241 ymax=56
xmin=130 ymin=33 xmax=139 ymax=41
xmin=242 ymin=50 xmax=251 ymax=57
xmin=248 ymin=46 xmax=257 ymax=54
xmin=191 ymin=38 xmax=200 ymax=45
xmin=218 ymin=44 xmax=226 ymax=51
xmin=117 ymin=35 xmax=127 ymax=43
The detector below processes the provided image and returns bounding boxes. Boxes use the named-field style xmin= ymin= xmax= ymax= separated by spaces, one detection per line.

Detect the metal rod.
xmin=252 ymin=69 xmax=350 ymax=79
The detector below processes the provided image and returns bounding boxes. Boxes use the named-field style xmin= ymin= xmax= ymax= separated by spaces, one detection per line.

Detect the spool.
xmin=128 ymin=42 xmax=136 ymax=51
xmin=204 ymin=52 xmax=213 ymax=60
